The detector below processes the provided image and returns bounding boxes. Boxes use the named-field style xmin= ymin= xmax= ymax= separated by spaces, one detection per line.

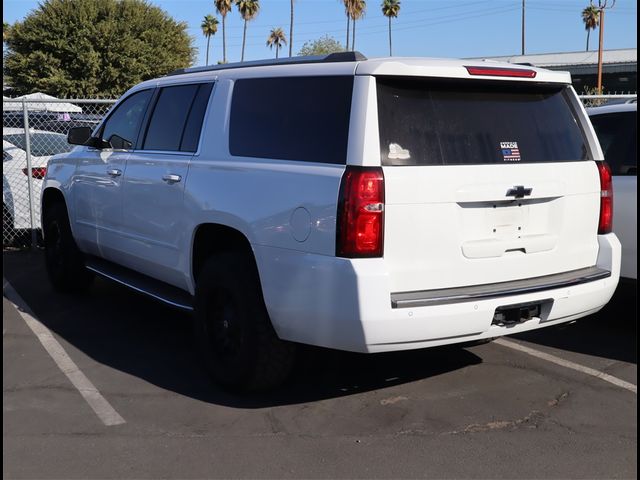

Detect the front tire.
xmin=194 ymin=252 xmax=296 ymax=391
xmin=43 ymin=202 xmax=93 ymax=293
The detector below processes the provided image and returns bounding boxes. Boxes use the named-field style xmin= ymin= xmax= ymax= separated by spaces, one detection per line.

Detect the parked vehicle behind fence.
xmin=41 ymin=53 xmax=621 ymax=390
xmin=3 ymin=128 xmax=72 ymax=244
xmin=587 ymin=102 xmax=637 ymax=280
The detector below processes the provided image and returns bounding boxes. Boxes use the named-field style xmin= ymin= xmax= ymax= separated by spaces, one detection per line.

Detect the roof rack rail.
xmin=165 ymin=51 xmax=367 ymax=77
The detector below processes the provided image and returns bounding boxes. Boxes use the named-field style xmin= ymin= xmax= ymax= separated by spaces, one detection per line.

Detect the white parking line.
xmin=3 ymin=279 xmax=126 ymax=426
xmin=495 ymin=337 xmax=637 ymax=394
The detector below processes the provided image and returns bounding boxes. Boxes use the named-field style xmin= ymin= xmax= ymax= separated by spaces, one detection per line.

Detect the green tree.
xmin=381 ymin=0 xmax=400 ymax=56
xmin=266 ymin=27 xmax=286 ymax=59
xmin=235 ymin=0 xmax=259 ymax=62
xmin=3 ymin=21 xmax=11 ymax=42
xmin=297 ymin=35 xmax=345 ymax=56
xmin=201 ymin=14 xmax=219 ymax=66
xmin=581 ymin=3 xmax=600 ymax=51
xmin=215 ymin=0 xmax=233 ymax=63
xmin=3 ymin=0 xmax=194 ymax=97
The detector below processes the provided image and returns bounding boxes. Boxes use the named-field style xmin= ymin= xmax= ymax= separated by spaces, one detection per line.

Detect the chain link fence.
xmin=1 ymin=93 xmax=637 ymax=249
xmin=3 ymin=98 xmax=116 ymax=247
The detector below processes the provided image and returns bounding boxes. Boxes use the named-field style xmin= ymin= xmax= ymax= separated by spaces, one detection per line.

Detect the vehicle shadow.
xmin=3 ymin=250 xmax=482 ymax=409
xmin=512 ymin=280 xmax=637 ymax=365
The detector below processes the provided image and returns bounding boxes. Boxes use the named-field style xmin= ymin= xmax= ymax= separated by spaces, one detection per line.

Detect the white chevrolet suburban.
xmin=41 ymin=52 xmax=621 ymax=390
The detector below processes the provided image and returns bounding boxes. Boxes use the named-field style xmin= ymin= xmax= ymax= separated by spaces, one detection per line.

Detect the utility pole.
xmin=596 ymin=0 xmax=616 ymax=94
xmin=521 ymin=0 xmax=525 ymax=55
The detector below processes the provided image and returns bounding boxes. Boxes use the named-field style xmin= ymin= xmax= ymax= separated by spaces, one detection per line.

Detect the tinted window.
xmin=377 ymin=77 xmax=591 ymax=166
xmin=143 ymin=84 xmax=203 ymax=151
xmin=589 ymin=111 xmax=637 ymax=175
xmin=181 ymin=83 xmax=214 ymax=152
xmin=101 ymin=89 xmax=153 ymax=149
xmin=3 ymin=133 xmax=72 ymax=156
xmin=229 ymin=76 xmax=353 ymax=164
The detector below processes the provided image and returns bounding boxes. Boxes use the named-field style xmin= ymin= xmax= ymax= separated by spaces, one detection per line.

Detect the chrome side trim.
xmin=85 ymin=265 xmax=194 ymax=312
xmin=391 ymin=266 xmax=611 ymax=309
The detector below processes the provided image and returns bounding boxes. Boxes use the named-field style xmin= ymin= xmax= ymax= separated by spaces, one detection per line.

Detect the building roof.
xmin=467 ymin=48 xmax=636 ymax=68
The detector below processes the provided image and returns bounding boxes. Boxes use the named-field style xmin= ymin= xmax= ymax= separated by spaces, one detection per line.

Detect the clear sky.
xmin=3 ymin=0 xmax=637 ymax=66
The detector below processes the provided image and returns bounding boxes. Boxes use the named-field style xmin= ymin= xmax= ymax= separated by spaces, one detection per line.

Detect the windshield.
xmin=376 ymin=77 xmax=591 ymax=166
xmin=2 ymin=132 xmax=72 ymax=157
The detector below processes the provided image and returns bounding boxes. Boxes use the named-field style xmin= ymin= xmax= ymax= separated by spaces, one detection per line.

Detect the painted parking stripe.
xmin=3 ymin=280 xmax=126 ymax=426
xmin=495 ymin=337 xmax=637 ymax=394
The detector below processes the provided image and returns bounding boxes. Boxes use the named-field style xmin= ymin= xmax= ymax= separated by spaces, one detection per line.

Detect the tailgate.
xmin=383 ymin=162 xmax=600 ymax=292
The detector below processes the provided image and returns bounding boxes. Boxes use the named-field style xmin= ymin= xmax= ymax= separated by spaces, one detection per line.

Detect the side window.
xmin=229 ymin=76 xmax=353 ymax=164
xmin=143 ymin=84 xmax=197 ymax=151
xmin=141 ymin=83 xmax=213 ymax=152
xmin=590 ymin=111 xmax=637 ymax=176
xmin=181 ymin=83 xmax=214 ymax=152
xmin=101 ymin=89 xmax=153 ymax=150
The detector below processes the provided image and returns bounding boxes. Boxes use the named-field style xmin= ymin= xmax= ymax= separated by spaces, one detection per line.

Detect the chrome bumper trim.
xmin=391 ymin=267 xmax=611 ymax=309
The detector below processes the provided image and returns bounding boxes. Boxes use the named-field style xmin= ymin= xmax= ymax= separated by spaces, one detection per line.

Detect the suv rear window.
xmin=589 ymin=111 xmax=637 ymax=176
xmin=229 ymin=76 xmax=353 ymax=164
xmin=377 ymin=77 xmax=591 ymax=166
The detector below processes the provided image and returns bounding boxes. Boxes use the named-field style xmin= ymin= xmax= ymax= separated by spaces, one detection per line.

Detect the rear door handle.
xmin=107 ymin=168 xmax=122 ymax=177
xmin=162 ymin=174 xmax=182 ymax=184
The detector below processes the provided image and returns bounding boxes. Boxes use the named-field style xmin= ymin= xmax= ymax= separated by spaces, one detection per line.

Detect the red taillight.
xmin=336 ymin=166 xmax=385 ymax=258
xmin=465 ymin=66 xmax=537 ymax=78
xmin=597 ymin=161 xmax=613 ymax=234
xmin=22 ymin=167 xmax=47 ymax=179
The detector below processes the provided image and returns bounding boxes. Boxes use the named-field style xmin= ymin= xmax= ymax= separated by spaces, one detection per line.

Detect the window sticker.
xmin=500 ymin=141 xmax=521 ymax=161
xmin=388 ymin=143 xmax=411 ymax=160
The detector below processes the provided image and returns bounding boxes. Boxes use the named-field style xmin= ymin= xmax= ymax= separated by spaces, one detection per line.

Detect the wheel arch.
xmin=41 ymin=187 xmax=68 ymax=218
xmin=191 ymin=222 xmax=258 ymax=285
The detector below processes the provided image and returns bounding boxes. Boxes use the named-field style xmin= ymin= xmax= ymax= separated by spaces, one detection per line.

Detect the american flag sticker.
xmin=500 ymin=141 xmax=521 ymax=161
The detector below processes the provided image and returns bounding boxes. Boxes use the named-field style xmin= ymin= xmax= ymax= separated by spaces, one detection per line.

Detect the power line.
xmin=216 ymin=5 xmax=521 ymax=49
xmin=196 ymin=3 xmax=522 ymax=42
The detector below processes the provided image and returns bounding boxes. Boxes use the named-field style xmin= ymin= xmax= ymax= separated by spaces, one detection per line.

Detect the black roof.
xmin=166 ymin=51 xmax=367 ymax=77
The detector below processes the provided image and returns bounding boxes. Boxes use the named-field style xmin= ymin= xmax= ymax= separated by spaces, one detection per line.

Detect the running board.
xmin=391 ymin=266 xmax=611 ymax=309
xmin=85 ymin=257 xmax=194 ymax=311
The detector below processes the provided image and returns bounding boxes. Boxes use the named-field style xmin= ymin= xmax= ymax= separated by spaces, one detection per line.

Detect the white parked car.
xmin=41 ymin=53 xmax=621 ymax=390
xmin=587 ymin=103 xmax=637 ymax=280
xmin=3 ymin=128 xmax=72 ymax=241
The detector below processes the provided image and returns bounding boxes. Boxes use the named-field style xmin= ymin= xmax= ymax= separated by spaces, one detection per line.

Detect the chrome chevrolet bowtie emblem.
xmin=506 ymin=185 xmax=532 ymax=198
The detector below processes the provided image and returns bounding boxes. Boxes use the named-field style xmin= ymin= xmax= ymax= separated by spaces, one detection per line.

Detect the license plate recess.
xmin=493 ymin=299 xmax=553 ymax=326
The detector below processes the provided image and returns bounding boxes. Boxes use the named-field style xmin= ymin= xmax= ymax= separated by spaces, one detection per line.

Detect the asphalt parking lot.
xmin=3 ymin=249 xmax=637 ymax=479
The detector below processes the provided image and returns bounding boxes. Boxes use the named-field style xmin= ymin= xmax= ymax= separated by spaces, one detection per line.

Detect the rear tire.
xmin=194 ymin=252 xmax=296 ymax=391
xmin=43 ymin=202 xmax=93 ymax=293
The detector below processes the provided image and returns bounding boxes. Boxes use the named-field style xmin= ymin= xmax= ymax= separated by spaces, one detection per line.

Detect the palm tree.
xmin=288 ymin=0 xmax=295 ymax=57
xmin=201 ymin=15 xmax=219 ymax=66
xmin=215 ymin=0 xmax=233 ymax=63
xmin=581 ymin=3 xmax=600 ymax=51
xmin=266 ymin=27 xmax=287 ymax=59
xmin=350 ymin=0 xmax=366 ymax=51
xmin=381 ymin=0 xmax=400 ymax=56
xmin=342 ymin=0 xmax=352 ymax=52
xmin=235 ymin=0 xmax=260 ymax=62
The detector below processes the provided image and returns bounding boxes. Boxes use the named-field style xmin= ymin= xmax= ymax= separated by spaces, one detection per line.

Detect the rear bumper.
xmin=255 ymin=233 xmax=621 ymax=353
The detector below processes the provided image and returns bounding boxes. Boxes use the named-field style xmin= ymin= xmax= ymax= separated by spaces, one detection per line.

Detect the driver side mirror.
xmin=67 ymin=126 xmax=110 ymax=149
xmin=67 ymin=126 xmax=93 ymax=146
